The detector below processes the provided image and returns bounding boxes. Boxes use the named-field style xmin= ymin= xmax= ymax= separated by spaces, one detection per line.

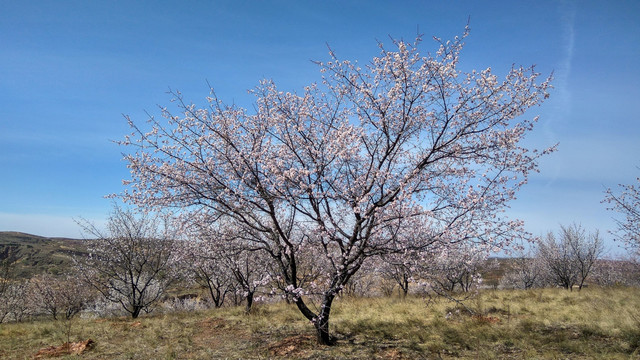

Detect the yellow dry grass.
xmin=1 ymin=286 xmax=639 ymax=359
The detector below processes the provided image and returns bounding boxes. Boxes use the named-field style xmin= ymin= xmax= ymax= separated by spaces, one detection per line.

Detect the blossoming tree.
xmin=119 ymin=29 xmax=553 ymax=344
xmin=604 ymin=174 xmax=640 ymax=256
xmin=76 ymin=206 xmax=177 ymax=318
xmin=537 ymin=224 xmax=604 ymax=291
xmin=173 ymin=236 xmax=234 ymax=308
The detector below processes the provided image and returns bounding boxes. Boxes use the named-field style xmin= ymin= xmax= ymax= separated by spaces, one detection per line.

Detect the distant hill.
xmin=0 ymin=231 xmax=516 ymax=281
xmin=0 ymin=232 xmax=89 ymax=278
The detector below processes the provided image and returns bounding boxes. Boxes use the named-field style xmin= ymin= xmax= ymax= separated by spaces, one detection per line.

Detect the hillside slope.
xmin=0 ymin=232 xmax=88 ymax=278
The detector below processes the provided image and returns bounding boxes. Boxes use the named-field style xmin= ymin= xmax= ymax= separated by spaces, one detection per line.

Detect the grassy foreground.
xmin=1 ymin=287 xmax=639 ymax=359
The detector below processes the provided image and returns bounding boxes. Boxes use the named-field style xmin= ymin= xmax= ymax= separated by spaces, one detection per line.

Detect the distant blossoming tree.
xmin=500 ymin=240 xmax=546 ymax=289
xmin=538 ymin=224 xmax=604 ymax=291
xmin=592 ymin=257 xmax=640 ymax=287
xmin=182 ymin=219 xmax=274 ymax=312
xmin=421 ymin=243 xmax=489 ymax=294
xmin=119 ymin=28 xmax=553 ymax=344
xmin=0 ymin=280 xmax=31 ymax=323
xmin=76 ymin=206 xmax=177 ymax=318
xmin=173 ymin=238 xmax=234 ymax=308
xmin=378 ymin=253 xmax=414 ymax=297
xmin=604 ymin=174 xmax=640 ymax=256
xmin=29 ymin=274 xmax=92 ymax=320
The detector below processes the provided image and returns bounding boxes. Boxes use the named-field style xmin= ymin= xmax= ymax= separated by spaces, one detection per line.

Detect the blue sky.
xmin=1 ymin=1 xmax=638 ymax=254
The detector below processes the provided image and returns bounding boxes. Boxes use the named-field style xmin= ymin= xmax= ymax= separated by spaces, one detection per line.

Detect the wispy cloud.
xmin=540 ymin=1 xmax=576 ymax=185
xmin=556 ymin=0 xmax=576 ymax=115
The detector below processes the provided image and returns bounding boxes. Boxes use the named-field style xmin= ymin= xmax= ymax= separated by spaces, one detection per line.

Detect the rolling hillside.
xmin=0 ymin=232 xmax=88 ymax=278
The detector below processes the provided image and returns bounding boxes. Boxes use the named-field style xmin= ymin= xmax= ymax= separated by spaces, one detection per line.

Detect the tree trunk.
xmin=131 ymin=306 xmax=142 ymax=318
xmin=245 ymin=291 xmax=254 ymax=314
xmin=208 ymin=285 xmax=224 ymax=308
xmin=314 ymin=294 xmax=336 ymax=345
xmin=293 ymin=291 xmax=337 ymax=345
xmin=401 ymin=275 xmax=409 ymax=298
xmin=314 ymin=318 xmax=335 ymax=345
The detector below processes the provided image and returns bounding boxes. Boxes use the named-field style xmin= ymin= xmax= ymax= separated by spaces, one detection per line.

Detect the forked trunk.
xmin=314 ymin=318 xmax=335 ymax=345
xmin=294 ymin=292 xmax=337 ymax=345
xmin=131 ymin=305 xmax=142 ymax=318
xmin=208 ymin=285 xmax=225 ymax=308
xmin=314 ymin=293 xmax=336 ymax=345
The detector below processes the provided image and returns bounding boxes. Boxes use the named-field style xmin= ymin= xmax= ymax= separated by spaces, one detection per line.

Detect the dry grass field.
xmin=1 ymin=286 xmax=639 ymax=359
